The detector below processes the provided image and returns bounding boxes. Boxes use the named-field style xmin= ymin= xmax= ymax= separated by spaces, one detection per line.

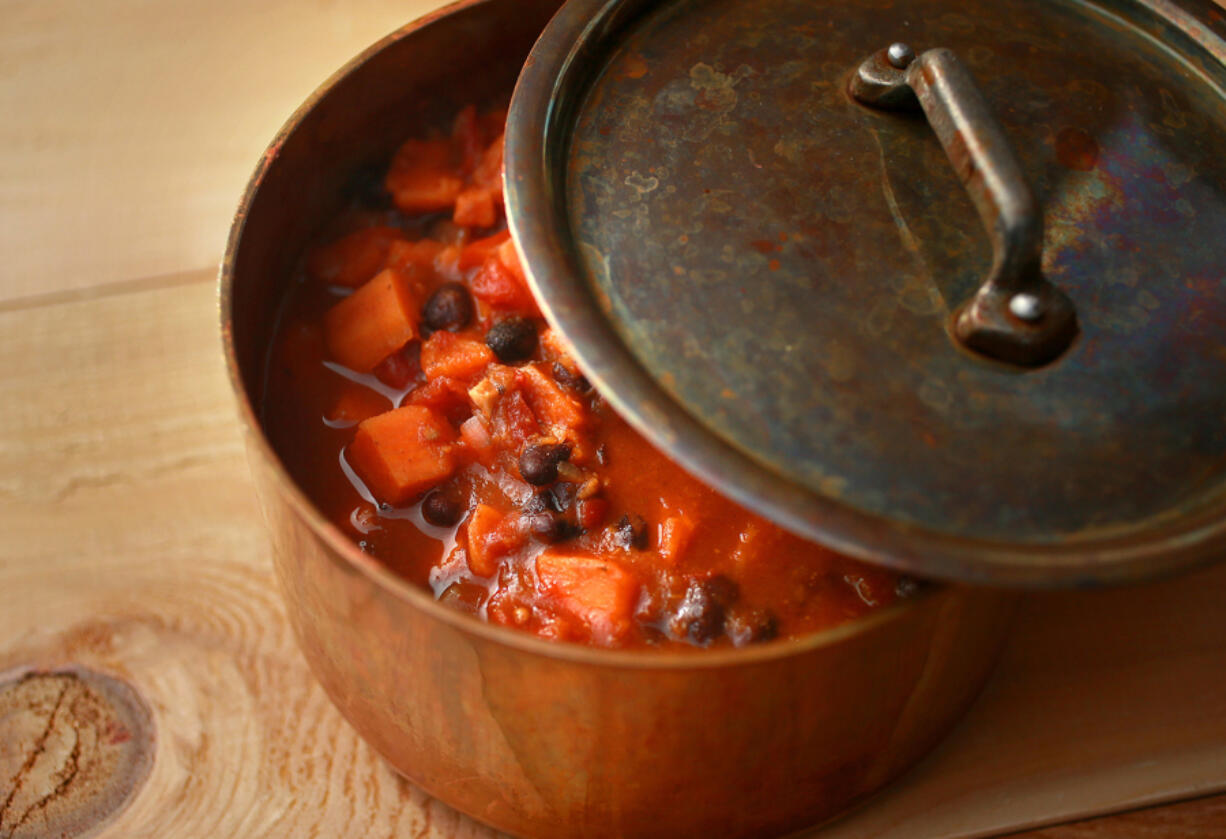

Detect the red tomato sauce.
xmin=262 ymin=105 xmax=918 ymax=649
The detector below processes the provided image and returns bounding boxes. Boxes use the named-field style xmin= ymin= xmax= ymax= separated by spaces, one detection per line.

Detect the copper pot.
xmin=220 ymin=1 xmax=1015 ymax=836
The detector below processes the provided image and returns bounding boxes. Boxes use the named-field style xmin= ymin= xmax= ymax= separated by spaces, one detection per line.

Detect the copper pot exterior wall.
xmin=223 ymin=1 xmax=1017 ymax=836
xmin=248 ymin=437 xmax=1012 ymax=838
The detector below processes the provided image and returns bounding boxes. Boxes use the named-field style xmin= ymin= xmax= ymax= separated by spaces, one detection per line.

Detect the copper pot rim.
xmin=218 ymin=0 xmax=948 ymax=673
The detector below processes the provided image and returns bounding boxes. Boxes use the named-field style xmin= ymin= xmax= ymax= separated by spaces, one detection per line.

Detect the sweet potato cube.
xmin=384 ymin=238 xmax=446 ymax=275
xmin=347 ymin=405 xmax=457 ymax=505
xmin=385 ymin=138 xmax=464 ymax=213
xmin=459 ymin=230 xmax=511 ymax=271
xmin=421 ymin=330 xmax=495 ymax=382
xmin=324 ymin=269 xmax=420 ymax=372
xmin=496 ymin=237 xmax=526 ymax=283
xmin=306 ymin=226 xmax=404 ymax=288
xmin=453 ymin=187 xmax=497 ymax=228
xmin=435 ymin=244 xmax=462 ymax=281
xmin=465 ymin=503 xmax=525 ymax=577
xmin=407 ymin=376 xmax=470 ymax=424
xmin=536 ymin=551 xmax=640 ymax=643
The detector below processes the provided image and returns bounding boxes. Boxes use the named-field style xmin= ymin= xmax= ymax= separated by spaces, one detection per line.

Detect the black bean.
xmin=673 ymin=579 xmax=726 ymax=645
xmin=547 ymin=481 xmax=578 ymax=513
xmin=614 ymin=514 xmax=649 ymax=551
xmin=726 ymin=609 xmax=779 ymax=646
xmin=518 ymin=442 xmax=571 ymax=486
xmin=552 ymin=361 xmax=592 ymax=393
xmin=523 ymin=491 xmax=551 ymax=515
xmin=523 ymin=511 xmax=580 ymax=544
xmin=423 ymin=282 xmax=474 ymax=332
xmin=486 ymin=317 xmax=538 ymax=363
xmin=700 ymin=575 xmax=740 ymax=609
xmin=421 ymin=490 xmax=463 ymax=527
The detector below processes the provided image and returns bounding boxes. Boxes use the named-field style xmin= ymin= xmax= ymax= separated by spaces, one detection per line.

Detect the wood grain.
xmin=821 ymin=561 xmax=1226 ymax=838
xmin=0 ymin=275 xmax=504 ymax=838
xmin=0 ymin=0 xmax=451 ymax=304
xmin=0 ymin=669 xmax=154 ymax=839
xmin=1006 ymin=793 xmax=1226 ymax=838
xmin=0 ymin=270 xmax=1223 ymax=836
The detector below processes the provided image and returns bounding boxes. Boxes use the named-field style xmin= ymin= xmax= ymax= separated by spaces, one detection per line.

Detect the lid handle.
xmin=851 ymin=44 xmax=1078 ymax=367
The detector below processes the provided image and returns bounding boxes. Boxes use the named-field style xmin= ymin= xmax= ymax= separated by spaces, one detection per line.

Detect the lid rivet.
xmin=1009 ymin=292 xmax=1044 ymax=322
xmin=887 ymin=42 xmax=916 ymax=69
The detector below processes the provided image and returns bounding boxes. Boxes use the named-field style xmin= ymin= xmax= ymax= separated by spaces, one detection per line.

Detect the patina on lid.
xmin=505 ymin=0 xmax=1226 ymax=586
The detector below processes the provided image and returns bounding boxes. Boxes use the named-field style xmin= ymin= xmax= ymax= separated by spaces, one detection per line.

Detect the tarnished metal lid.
xmin=505 ymin=0 xmax=1226 ymax=585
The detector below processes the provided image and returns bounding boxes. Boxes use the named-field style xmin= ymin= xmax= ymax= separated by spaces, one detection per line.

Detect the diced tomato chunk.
xmin=540 ymin=328 xmax=581 ymax=375
xmin=517 ymin=365 xmax=587 ymax=439
xmin=407 ymin=376 xmax=471 ymax=425
xmin=493 ymin=389 xmax=541 ymax=447
xmin=307 ymin=226 xmax=404 ymax=288
xmin=347 ymin=405 xmax=457 ymax=505
xmin=324 ymin=269 xmax=420 ymax=373
xmin=470 ymin=252 xmax=538 ymax=315
xmin=372 ymin=342 xmax=422 ymax=389
xmin=385 ymin=138 xmax=464 ymax=213
xmin=536 ymin=551 xmax=640 ymax=644
xmin=420 ymin=330 xmax=496 ymax=381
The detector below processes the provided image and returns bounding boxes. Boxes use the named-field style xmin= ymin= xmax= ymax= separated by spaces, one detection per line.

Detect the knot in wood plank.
xmin=0 ymin=668 xmax=153 ymax=839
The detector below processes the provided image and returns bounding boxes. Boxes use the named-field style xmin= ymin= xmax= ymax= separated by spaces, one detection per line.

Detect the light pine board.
xmin=0 ymin=0 xmax=452 ymax=303
xmin=0 ymin=272 xmax=1223 ymax=837
xmin=1006 ymin=794 xmax=1226 ymax=838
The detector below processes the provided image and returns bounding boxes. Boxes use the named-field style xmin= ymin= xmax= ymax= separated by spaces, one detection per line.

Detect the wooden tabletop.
xmin=2 ymin=2 xmax=1224 ymax=837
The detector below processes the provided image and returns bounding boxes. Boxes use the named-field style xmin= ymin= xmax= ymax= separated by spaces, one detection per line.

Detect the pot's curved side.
xmin=223 ymin=1 xmax=1017 ymax=836
xmin=252 ymin=445 xmax=1013 ymax=838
